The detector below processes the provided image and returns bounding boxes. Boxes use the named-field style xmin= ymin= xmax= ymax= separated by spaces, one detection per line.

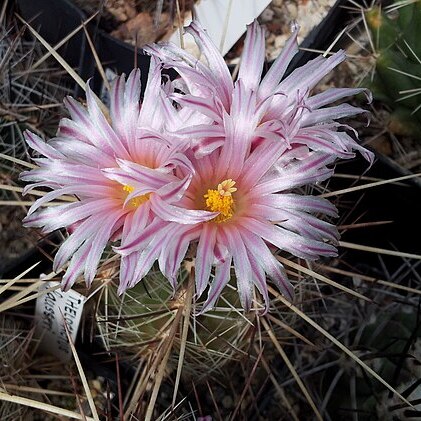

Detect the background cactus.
xmin=365 ymin=1 xmax=421 ymax=136
xmin=288 ymin=258 xmax=421 ymax=420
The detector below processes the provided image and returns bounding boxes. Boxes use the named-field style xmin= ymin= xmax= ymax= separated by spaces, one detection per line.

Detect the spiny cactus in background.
xmin=365 ymin=1 xmax=421 ymax=136
xmin=292 ymin=284 xmax=421 ymax=419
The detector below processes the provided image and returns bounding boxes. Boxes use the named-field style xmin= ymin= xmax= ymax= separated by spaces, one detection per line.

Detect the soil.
xmin=71 ymin=0 xmax=336 ymax=52
xmin=72 ymin=0 xmax=196 ymax=45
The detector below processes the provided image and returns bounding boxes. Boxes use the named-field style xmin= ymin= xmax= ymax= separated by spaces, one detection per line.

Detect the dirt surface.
xmin=72 ymin=0 xmax=196 ymax=45
xmin=71 ymin=0 xmax=336 ymax=51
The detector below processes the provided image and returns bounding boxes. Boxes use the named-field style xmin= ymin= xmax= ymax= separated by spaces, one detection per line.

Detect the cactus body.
xmin=366 ymin=2 xmax=421 ymax=136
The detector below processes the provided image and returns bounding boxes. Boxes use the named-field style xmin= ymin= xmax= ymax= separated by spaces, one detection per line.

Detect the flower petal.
xmin=259 ymin=25 xmax=299 ymax=100
xmin=198 ymin=257 xmax=232 ymax=314
xmin=260 ymin=193 xmax=338 ymax=218
xmin=115 ymin=218 xmax=168 ymax=256
xmin=302 ymin=103 xmax=369 ymax=127
xmin=185 ymin=21 xmax=233 ymax=108
xmin=238 ymin=20 xmax=265 ymax=91
xmin=61 ymin=241 xmax=91 ymax=291
xmin=306 ymin=87 xmax=372 ymax=110
xmin=240 ymin=228 xmax=293 ymax=301
xmin=254 ymin=153 xmax=335 ymax=195
xmin=240 ymin=217 xmax=337 ymax=260
xmin=150 ymin=195 xmax=217 ymax=224
xmin=83 ymin=211 xmax=126 ymax=285
xmin=223 ymin=225 xmax=253 ymax=311
xmin=24 ymin=131 xmax=64 ymax=160
xmin=195 ymin=223 xmax=217 ymax=296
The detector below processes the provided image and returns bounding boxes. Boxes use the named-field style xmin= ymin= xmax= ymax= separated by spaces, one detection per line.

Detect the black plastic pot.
xmin=332 ymin=155 xmax=421 ymax=272
xmin=16 ymin=0 xmax=95 ymax=97
xmin=0 ymin=233 xmax=59 ymax=279
xmin=16 ymin=0 xmax=156 ymax=97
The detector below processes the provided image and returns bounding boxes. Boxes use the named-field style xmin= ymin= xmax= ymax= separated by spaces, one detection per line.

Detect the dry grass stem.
xmin=321 ymin=173 xmax=421 ymax=198
xmin=339 ymin=241 xmax=421 ymax=260
xmin=63 ymin=313 xmax=100 ymax=421
xmin=261 ymin=317 xmax=323 ymax=421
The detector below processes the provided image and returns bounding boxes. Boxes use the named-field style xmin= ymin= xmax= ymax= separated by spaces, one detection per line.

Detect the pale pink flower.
xmin=145 ymin=21 xmax=374 ymax=164
xmin=115 ymin=110 xmax=340 ymax=313
xmin=21 ymin=58 xmax=209 ymax=293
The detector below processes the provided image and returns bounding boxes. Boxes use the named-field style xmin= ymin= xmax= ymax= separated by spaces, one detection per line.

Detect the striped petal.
xmin=259 ymin=25 xmax=299 ymax=100
xmin=238 ymin=20 xmax=266 ymax=91
xmin=198 ymin=257 xmax=232 ymax=314
xmin=224 ymin=226 xmax=253 ymax=311
xmin=195 ymin=223 xmax=217 ymax=296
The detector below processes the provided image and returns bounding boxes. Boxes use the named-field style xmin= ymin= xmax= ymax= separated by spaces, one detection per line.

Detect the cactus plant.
xmin=94 ymin=261 xmax=300 ymax=380
xmin=365 ymin=1 xmax=421 ymax=136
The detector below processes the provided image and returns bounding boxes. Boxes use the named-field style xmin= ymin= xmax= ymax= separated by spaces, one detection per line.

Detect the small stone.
xmin=271 ymin=0 xmax=284 ymax=7
xmin=266 ymin=33 xmax=276 ymax=45
xmin=111 ymin=12 xmax=170 ymax=45
xmin=285 ymin=3 xmax=298 ymax=18
xmin=274 ymin=34 xmax=288 ymax=49
xmin=260 ymin=8 xmax=275 ymax=23
xmin=271 ymin=6 xmax=285 ymax=16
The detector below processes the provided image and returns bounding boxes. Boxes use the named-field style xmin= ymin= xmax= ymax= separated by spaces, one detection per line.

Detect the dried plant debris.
xmin=0 ymin=204 xmax=33 ymax=267
xmin=70 ymin=0 xmax=336 ymax=51
xmin=0 ymin=316 xmax=31 ymax=420
xmin=0 ymin=312 xmax=111 ymax=420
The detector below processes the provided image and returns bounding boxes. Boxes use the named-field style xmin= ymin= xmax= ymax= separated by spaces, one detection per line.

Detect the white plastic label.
xmin=35 ymin=281 xmax=85 ymax=362
xmin=169 ymin=0 xmax=271 ymax=56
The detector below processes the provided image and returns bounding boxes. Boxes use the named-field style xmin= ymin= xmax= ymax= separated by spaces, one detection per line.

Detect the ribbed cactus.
xmin=94 ymin=264 xmax=298 ymax=381
xmin=365 ymin=1 xmax=421 ymax=136
xmin=97 ymin=267 xmax=261 ymax=379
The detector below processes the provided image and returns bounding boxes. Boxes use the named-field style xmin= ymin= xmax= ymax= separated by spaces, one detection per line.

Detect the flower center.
xmin=204 ymin=179 xmax=237 ymax=223
xmin=123 ymin=185 xmax=149 ymax=208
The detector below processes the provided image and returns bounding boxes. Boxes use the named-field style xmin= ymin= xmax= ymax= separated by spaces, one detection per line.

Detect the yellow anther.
xmin=217 ymin=179 xmax=237 ymax=197
xmin=123 ymin=185 xmax=149 ymax=207
xmin=204 ymin=179 xmax=236 ymax=223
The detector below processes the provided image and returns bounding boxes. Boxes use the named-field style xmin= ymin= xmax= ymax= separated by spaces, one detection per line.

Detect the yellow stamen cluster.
xmin=204 ymin=179 xmax=236 ymax=223
xmin=123 ymin=185 xmax=149 ymax=207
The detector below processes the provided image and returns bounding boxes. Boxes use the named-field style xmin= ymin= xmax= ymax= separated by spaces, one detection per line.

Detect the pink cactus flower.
xmin=115 ymin=110 xmax=340 ymax=313
xmin=145 ymin=21 xmax=374 ymax=164
xmin=21 ymin=20 xmax=374 ymax=314
xmin=21 ymin=58 xmax=208 ymax=293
